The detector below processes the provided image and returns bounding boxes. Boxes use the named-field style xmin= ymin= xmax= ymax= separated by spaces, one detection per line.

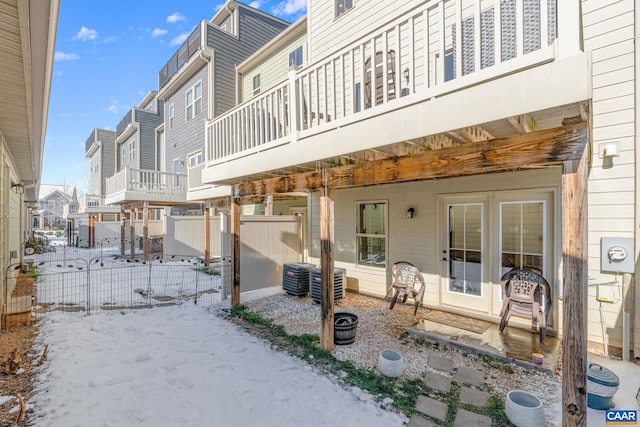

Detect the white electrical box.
xmin=601 ymin=237 xmax=634 ymax=274
xmin=596 ymin=283 xmax=617 ymax=303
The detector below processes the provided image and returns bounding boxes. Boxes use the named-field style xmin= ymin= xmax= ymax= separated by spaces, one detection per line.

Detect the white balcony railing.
xmin=78 ymin=194 xmax=121 ymax=213
xmin=207 ymin=0 xmax=559 ymax=165
xmin=106 ymin=167 xmax=188 ymax=197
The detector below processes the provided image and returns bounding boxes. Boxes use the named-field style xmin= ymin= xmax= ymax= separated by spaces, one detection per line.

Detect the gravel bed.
xmin=220 ymin=291 xmax=562 ymax=425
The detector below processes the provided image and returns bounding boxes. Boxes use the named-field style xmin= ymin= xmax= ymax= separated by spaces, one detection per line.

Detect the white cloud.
xmin=102 ymin=36 xmax=118 ymax=44
xmin=248 ymin=1 xmax=262 ymax=8
xmin=272 ymin=0 xmax=306 ymax=17
xmin=166 ymin=12 xmax=186 ymax=23
xmin=54 ymin=51 xmax=79 ymax=61
xmin=151 ymin=28 xmax=168 ymax=38
xmin=73 ymin=26 xmax=98 ymax=41
xmin=106 ymin=102 xmax=120 ymax=114
xmin=169 ymin=33 xmax=189 ymax=46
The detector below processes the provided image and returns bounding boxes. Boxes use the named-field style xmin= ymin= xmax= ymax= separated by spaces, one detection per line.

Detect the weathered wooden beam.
xmin=320 ymin=187 xmax=335 ymax=351
xmin=561 ymin=140 xmax=588 ymax=427
xmin=209 ymin=196 xmax=230 ymax=209
xmin=330 ymin=123 xmax=587 ymax=189
xmin=235 ymin=171 xmax=324 ymax=197
xmin=231 ymin=198 xmax=240 ymax=308
xmin=234 ymin=123 xmax=587 ymax=197
xmin=508 ymin=113 xmax=538 ymax=133
xmin=448 ymin=125 xmax=493 ymax=143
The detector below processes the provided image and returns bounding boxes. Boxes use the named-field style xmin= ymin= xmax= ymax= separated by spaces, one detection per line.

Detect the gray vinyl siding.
xmin=207 ymin=7 xmax=289 ymax=117
xmin=135 ymin=103 xmax=164 ymax=171
xmin=96 ymin=129 xmax=115 ymax=195
xmin=98 ymin=129 xmax=116 ymax=190
xmin=86 ymin=128 xmax=115 ymax=196
xmin=161 ymin=5 xmax=288 ymax=174
xmin=164 ymin=66 xmax=208 ymax=175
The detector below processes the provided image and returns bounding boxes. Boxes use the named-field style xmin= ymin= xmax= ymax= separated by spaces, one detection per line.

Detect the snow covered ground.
xmin=27 ymin=305 xmax=406 ymax=427
xmin=5 ymin=247 xmax=406 ymax=426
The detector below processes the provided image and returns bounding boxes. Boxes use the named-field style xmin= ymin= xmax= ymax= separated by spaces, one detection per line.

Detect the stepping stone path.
xmin=424 ymin=371 xmax=452 ymax=393
xmin=454 ymin=408 xmax=492 ymax=427
xmin=411 ymin=355 xmax=494 ymax=426
xmin=453 ymin=366 xmax=485 ymax=387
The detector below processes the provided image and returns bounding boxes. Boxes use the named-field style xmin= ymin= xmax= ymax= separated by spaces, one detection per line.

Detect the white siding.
xmin=241 ymin=32 xmax=308 ymax=103
xmin=583 ymin=0 xmax=636 ymax=350
xmin=310 ymin=169 xmax=561 ymax=312
xmin=308 ymin=0 xmax=419 ymax=62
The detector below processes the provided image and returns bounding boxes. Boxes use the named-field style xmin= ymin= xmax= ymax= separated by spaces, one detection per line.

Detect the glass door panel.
xmin=446 ymin=204 xmax=483 ymax=298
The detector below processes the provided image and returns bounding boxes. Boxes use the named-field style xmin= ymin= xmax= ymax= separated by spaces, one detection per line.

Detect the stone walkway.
xmin=408 ymin=355 xmax=494 ymax=427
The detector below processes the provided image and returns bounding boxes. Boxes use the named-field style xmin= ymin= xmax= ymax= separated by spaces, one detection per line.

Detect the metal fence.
xmin=5 ymin=243 xmax=230 ymax=320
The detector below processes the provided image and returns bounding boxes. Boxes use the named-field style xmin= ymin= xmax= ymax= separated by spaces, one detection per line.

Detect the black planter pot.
xmin=334 ymin=312 xmax=358 ymax=345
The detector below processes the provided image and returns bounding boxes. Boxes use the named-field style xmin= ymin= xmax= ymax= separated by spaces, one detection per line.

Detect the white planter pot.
xmin=505 ymin=390 xmax=545 ymax=427
xmin=378 ymin=349 xmax=403 ymax=378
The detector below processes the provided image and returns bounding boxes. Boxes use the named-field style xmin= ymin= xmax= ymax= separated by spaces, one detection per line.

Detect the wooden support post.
xmin=142 ymin=201 xmax=149 ymax=262
xmin=130 ymin=209 xmax=136 ymax=259
xmin=120 ymin=208 xmax=126 ymax=256
xmin=561 ymin=145 xmax=588 ymax=427
xmin=231 ymin=198 xmax=240 ymax=307
xmin=88 ymin=216 xmax=92 ymax=248
xmin=320 ymin=186 xmax=335 ymax=351
xmin=204 ymin=205 xmax=211 ymax=267
xmin=93 ymin=215 xmax=97 ymax=247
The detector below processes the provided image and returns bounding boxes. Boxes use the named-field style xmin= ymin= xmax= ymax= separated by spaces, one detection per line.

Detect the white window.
xmin=500 ymin=201 xmax=545 ymax=276
xmin=128 ymin=140 xmax=135 ymax=162
xmin=194 ymin=82 xmax=202 ymax=115
xmin=188 ymin=151 xmax=203 ymax=167
xmin=335 ymin=0 xmax=353 ymax=18
xmin=355 ymin=201 xmax=387 ymax=268
xmin=288 ymin=46 xmax=303 ymax=68
xmin=185 ymin=81 xmax=202 ymax=121
xmin=168 ymin=104 xmax=174 ymax=129
xmin=252 ymin=74 xmax=261 ymax=96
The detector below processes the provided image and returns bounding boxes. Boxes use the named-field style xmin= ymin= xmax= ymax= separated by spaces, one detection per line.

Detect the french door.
xmin=442 ymin=201 xmax=490 ymax=311
xmin=440 ymin=191 xmax=554 ymax=316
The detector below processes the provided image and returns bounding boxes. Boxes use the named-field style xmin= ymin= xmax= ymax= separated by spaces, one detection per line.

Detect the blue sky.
xmin=43 ymin=0 xmax=306 ymax=190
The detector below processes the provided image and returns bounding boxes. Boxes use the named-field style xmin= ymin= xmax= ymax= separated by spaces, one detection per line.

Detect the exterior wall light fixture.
xmin=406 ymin=207 xmax=415 ymax=219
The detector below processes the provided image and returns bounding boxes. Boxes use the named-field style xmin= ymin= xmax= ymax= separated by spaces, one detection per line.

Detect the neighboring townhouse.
xmin=105 ymin=91 xmax=165 ymax=205
xmin=0 ymin=0 xmax=59 ymax=328
xmin=35 ymin=184 xmax=77 ymax=230
xmin=82 ymin=128 xmax=120 ymax=219
xmin=103 ymin=1 xmax=290 ymax=259
xmin=156 ymin=0 xmax=290 ymax=208
xmin=199 ymin=0 xmax=637 ymax=415
xmin=62 ymin=128 xmax=121 ymax=247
